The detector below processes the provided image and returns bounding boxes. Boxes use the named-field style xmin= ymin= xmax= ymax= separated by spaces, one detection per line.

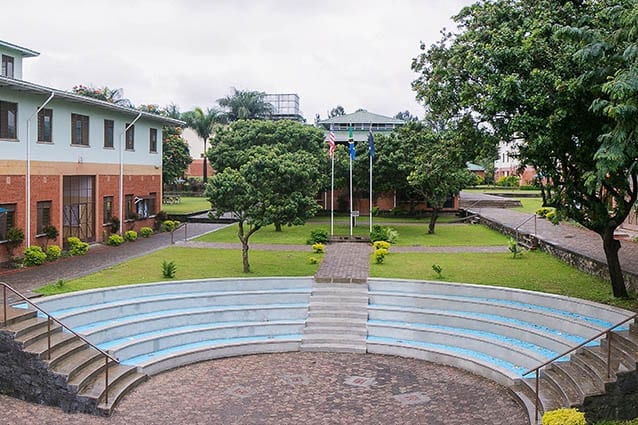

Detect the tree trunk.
xmin=202 ymin=138 xmax=208 ymax=183
xmin=601 ymin=227 xmax=628 ymax=298
xmin=237 ymin=221 xmax=250 ymax=273
xmin=428 ymin=208 xmax=440 ymax=234
xmin=274 ymin=221 xmax=282 ymax=232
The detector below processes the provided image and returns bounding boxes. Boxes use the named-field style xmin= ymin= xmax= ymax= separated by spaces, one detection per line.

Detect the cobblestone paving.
xmin=315 ymin=243 xmax=372 ymax=283
xmin=0 ymin=353 xmax=528 ymax=425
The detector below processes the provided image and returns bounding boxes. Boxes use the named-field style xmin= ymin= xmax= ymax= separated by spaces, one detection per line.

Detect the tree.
xmin=329 ymin=105 xmax=346 ymax=117
xmin=206 ymin=145 xmax=322 ymax=272
xmin=412 ymin=0 xmax=636 ymax=297
xmin=72 ymin=85 xmax=133 ymax=108
xmin=182 ymin=107 xmax=225 ymax=182
xmin=162 ymin=126 xmax=192 ymax=185
xmin=217 ymin=88 xmax=273 ymax=121
xmin=408 ymin=140 xmax=475 ymax=234
xmin=394 ymin=111 xmax=419 ymax=122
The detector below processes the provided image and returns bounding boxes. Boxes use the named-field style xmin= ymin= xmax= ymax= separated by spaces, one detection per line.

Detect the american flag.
xmin=328 ymin=124 xmax=336 ymax=159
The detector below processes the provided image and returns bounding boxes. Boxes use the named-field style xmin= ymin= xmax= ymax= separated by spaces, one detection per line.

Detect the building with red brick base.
xmin=0 ymin=40 xmax=182 ymax=264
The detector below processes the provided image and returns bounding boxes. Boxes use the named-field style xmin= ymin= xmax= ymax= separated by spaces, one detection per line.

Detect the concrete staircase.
xmin=300 ymin=282 xmax=368 ymax=353
xmin=0 ymin=305 xmax=146 ymax=415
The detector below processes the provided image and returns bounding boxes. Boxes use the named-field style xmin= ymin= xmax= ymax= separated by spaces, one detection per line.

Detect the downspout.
xmin=25 ymin=92 xmax=55 ymax=247
xmin=119 ymin=113 xmax=142 ymax=234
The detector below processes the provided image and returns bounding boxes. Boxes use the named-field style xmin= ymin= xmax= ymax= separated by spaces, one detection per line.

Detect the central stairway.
xmin=300 ymin=282 xmax=368 ymax=353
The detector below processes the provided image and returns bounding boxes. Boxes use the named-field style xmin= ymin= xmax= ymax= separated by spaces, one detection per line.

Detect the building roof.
xmin=319 ymin=110 xmax=405 ymax=126
xmin=466 ymin=162 xmax=485 ymax=172
xmin=0 ymin=40 xmax=40 ymax=57
xmin=0 ymin=76 xmax=184 ymax=126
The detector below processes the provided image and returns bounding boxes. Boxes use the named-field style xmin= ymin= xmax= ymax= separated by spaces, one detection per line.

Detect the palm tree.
xmin=217 ymin=88 xmax=273 ymax=121
xmin=182 ymin=107 xmax=225 ymax=182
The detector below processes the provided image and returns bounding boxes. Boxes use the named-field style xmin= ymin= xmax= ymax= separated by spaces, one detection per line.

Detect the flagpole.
xmin=349 ymin=141 xmax=353 ymax=236
xmin=330 ymin=154 xmax=334 ymax=236
xmin=369 ymin=153 xmax=373 ymax=233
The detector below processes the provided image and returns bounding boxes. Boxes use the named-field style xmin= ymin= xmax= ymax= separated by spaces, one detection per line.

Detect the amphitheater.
xmin=2 ymin=272 xmax=637 ymax=425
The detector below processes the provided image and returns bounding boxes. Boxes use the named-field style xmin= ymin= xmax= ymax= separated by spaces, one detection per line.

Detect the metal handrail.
xmin=1 ymin=282 xmax=118 ymax=405
xmin=522 ymin=312 xmax=638 ymax=423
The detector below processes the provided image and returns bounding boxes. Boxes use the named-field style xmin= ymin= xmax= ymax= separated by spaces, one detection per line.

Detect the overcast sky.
xmin=3 ymin=0 xmax=475 ymax=121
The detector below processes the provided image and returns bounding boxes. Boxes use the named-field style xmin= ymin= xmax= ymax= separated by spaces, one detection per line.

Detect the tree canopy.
xmin=71 ymin=85 xmax=133 ymax=108
xmin=162 ymin=126 xmax=192 ymax=185
xmin=182 ymin=107 xmax=226 ymax=181
xmin=412 ymin=0 xmax=637 ymax=297
xmin=217 ymin=88 xmax=273 ymax=121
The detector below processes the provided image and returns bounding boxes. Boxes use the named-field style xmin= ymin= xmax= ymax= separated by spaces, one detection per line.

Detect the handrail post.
xmin=47 ymin=316 xmax=51 ymax=360
xmin=607 ymin=331 xmax=612 ymax=379
xmin=535 ymin=369 xmax=540 ymax=424
xmin=105 ymin=355 xmax=109 ymax=405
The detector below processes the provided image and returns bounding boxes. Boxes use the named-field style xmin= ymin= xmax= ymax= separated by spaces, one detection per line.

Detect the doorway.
xmin=63 ymin=176 xmax=95 ymax=242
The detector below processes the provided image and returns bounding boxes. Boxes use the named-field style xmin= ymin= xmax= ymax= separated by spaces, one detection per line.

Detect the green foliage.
xmin=41 ymin=224 xmax=58 ymax=241
xmin=55 ymin=279 xmax=66 ymax=288
xmin=432 ymin=264 xmax=443 ymax=278
xmin=308 ymin=256 xmax=319 ymax=265
xmin=307 ymin=228 xmax=329 ymax=245
xmin=110 ymin=216 xmax=120 ymax=234
xmin=23 ymin=246 xmax=47 ymax=266
xmin=535 ymin=207 xmax=555 ymax=218
xmin=46 ymin=245 xmax=61 ymax=261
xmin=107 ymin=234 xmax=125 ymax=246
xmin=496 ymin=175 xmax=520 ymax=187
xmin=161 ymin=260 xmax=177 ymax=278
xmin=373 ymin=240 xmax=391 ymax=251
xmin=371 ymin=206 xmax=380 ymax=216
xmin=71 ymin=84 xmax=132 ymax=107
xmin=67 ymin=237 xmax=88 ymax=256
xmin=508 ymin=237 xmax=523 ymax=259
xmin=370 ymin=225 xmax=399 ymax=244
xmin=217 ymin=88 xmax=273 ymax=121
xmin=124 ymin=230 xmax=138 ymax=241
xmin=140 ymin=227 xmax=153 ymax=238
xmin=312 ymin=243 xmax=325 ymax=254
xmin=542 ymin=408 xmax=586 ymax=425
xmin=5 ymin=227 xmax=25 ymax=257
xmin=162 ymin=220 xmax=180 ymax=232
xmin=374 ymin=248 xmax=388 ymax=264
xmin=162 ymin=126 xmax=193 ymax=185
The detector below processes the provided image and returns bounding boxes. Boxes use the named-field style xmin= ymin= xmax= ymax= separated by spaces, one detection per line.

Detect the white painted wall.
xmin=0 ymin=88 xmax=162 ymax=167
xmin=0 ymin=46 xmax=24 ymax=79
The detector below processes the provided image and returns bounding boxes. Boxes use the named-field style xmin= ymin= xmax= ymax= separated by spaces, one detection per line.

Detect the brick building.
xmin=0 ymin=40 xmax=182 ymax=263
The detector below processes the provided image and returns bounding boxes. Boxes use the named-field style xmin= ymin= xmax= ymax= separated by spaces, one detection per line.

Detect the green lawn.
xmin=197 ymin=222 xmax=508 ymax=247
xmin=36 ymin=247 xmax=321 ymax=296
xmin=370 ymin=250 xmax=636 ymax=310
xmin=161 ymin=196 xmax=210 ymax=215
xmin=511 ymin=197 xmax=544 ymax=214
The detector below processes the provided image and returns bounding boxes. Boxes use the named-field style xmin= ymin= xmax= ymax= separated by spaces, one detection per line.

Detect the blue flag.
xmin=349 ymin=141 xmax=356 ymax=160
xmin=368 ymin=128 xmax=375 ymax=158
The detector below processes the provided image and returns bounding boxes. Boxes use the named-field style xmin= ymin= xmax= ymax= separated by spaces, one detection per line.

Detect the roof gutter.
xmin=25 ymin=92 xmax=55 ymax=247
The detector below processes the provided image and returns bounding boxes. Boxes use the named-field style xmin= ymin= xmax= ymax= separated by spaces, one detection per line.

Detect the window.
xmin=1 ymin=55 xmax=14 ymax=78
xmin=38 ymin=108 xmax=53 ymax=142
xmin=149 ymin=128 xmax=157 ymax=153
xmin=0 ymin=203 xmax=16 ymax=241
xmin=0 ymin=100 xmax=18 ymax=139
xmin=71 ymin=113 xmax=89 ymax=146
xmin=104 ymin=119 xmax=114 ymax=148
xmin=103 ymin=196 xmax=114 ymax=225
xmin=36 ymin=201 xmax=52 ymax=234
xmin=125 ymin=123 xmax=134 ymax=150
xmin=136 ymin=193 xmax=156 ymax=219
xmin=125 ymin=194 xmax=135 ymax=220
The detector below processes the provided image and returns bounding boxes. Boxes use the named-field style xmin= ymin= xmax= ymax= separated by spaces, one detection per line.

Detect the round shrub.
xmin=46 ymin=245 xmax=61 ymax=261
xmin=67 ymin=237 xmax=89 ymax=256
xmin=307 ymin=229 xmax=329 ymax=245
xmin=162 ymin=220 xmax=180 ymax=232
xmin=23 ymin=246 xmax=47 ymax=266
xmin=373 ymin=240 xmax=391 ymax=251
xmin=374 ymin=248 xmax=388 ymax=264
xmin=542 ymin=408 xmax=585 ymax=425
xmin=124 ymin=230 xmax=138 ymax=242
xmin=308 ymin=256 xmax=319 ymax=265
xmin=312 ymin=243 xmax=325 ymax=254
xmin=140 ymin=227 xmax=153 ymax=238
xmin=107 ymin=234 xmax=124 ymax=246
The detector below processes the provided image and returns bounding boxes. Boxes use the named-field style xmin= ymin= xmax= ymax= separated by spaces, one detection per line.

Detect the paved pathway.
xmin=0 ymin=352 xmax=528 ymax=425
xmin=474 ymin=207 xmax=638 ymax=276
xmin=315 ymin=243 xmax=372 ymax=283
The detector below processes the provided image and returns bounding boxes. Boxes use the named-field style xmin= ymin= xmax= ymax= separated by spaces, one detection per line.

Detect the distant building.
xmin=264 ymin=93 xmax=304 ymax=122
xmin=494 ymin=139 xmax=536 ymax=185
xmin=317 ymin=109 xmax=404 ymax=143
xmin=0 ymin=39 xmax=181 ymax=263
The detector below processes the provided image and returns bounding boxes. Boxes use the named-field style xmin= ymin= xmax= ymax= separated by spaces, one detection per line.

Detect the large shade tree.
xmin=412 ymin=0 xmax=637 ymax=298
xmin=217 ymin=88 xmax=273 ymax=121
xmin=182 ymin=107 xmax=225 ymax=182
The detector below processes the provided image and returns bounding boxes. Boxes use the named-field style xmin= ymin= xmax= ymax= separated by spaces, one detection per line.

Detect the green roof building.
xmin=317 ymin=110 xmax=405 ymax=142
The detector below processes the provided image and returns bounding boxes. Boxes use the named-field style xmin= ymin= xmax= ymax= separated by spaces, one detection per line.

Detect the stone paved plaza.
xmin=0 ymin=352 xmax=528 ymax=425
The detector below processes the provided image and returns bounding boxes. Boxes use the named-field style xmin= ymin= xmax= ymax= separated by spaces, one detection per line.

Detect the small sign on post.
xmin=351 ymin=210 xmax=359 ymax=227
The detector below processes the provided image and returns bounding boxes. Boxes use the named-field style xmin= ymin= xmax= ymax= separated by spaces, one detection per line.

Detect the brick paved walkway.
xmin=475 ymin=208 xmax=638 ymax=276
xmin=0 ymin=352 xmax=528 ymax=425
xmin=315 ymin=243 xmax=372 ymax=283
